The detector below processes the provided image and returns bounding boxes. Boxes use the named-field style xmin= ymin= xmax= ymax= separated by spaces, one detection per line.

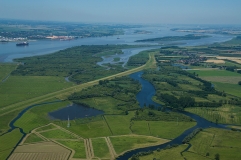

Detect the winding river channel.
xmin=116 ymin=71 xmax=228 ymax=160
xmin=2 ymin=26 xmax=234 ymax=159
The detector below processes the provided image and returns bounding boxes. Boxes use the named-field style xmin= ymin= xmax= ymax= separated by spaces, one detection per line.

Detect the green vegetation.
xmin=0 ymin=63 xmax=16 ymax=81
xmin=55 ymin=116 xmax=112 ymax=138
xmin=0 ymin=110 xmax=20 ymax=134
xmin=92 ymin=138 xmax=110 ymax=158
xmin=68 ymin=76 xmax=141 ymax=114
xmin=14 ymin=101 xmax=70 ymax=133
xmin=186 ymin=105 xmax=241 ymax=125
xmin=35 ymin=124 xmax=57 ymax=132
xmin=40 ymin=129 xmax=76 ymax=139
xmin=137 ymin=145 xmax=188 ymax=160
xmin=12 ymin=45 xmax=140 ymax=83
xmin=114 ymin=57 xmax=121 ymax=62
xmin=95 ymin=49 xmax=123 ymax=57
xmin=0 ymin=76 xmax=74 ymax=108
xmin=24 ymin=133 xmax=44 ymax=144
xmin=188 ymin=70 xmax=241 ymax=77
xmin=127 ymin=50 xmax=155 ymax=67
xmin=132 ymin=121 xmax=196 ymax=139
xmin=57 ymin=140 xmax=86 ymax=158
xmin=0 ymin=129 xmax=23 ymax=159
xmin=135 ymin=34 xmax=210 ymax=42
xmin=132 ymin=108 xmax=193 ymax=122
xmin=110 ymin=135 xmax=167 ymax=155
xmin=213 ymin=82 xmax=241 ymax=97
xmin=105 ymin=112 xmax=134 ymax=135
xmin=187 ymin=128 xmax=241 ymax=160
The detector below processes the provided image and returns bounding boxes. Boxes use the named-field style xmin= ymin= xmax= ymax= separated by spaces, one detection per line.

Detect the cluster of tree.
xmin=158 ymin=94 xmax=195 ymax=109
xmin=12 ymin=45 xmax=132 ymax=83
xmin=226 ymin=66 xmax=237 ymax=72
xmin=68 ymin=76 xmax=141 ymax=113
xmin=127 ymin=51 xmax=149 ymax=67
xmin=130 ymin=150 xmax=154 ymax=160
xmin=131 ymin=108 xmax=193 ymax=122
xmin=176 ymin=70 xmax=214 ymax=92
xmin=182 ymin=128 xmax=202 ymax=143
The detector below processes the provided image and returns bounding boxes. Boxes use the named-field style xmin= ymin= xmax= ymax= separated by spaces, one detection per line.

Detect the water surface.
xmin=48 ymin=103 xmax=104 ymax=120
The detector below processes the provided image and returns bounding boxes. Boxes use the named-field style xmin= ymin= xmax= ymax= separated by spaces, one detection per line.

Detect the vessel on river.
xmin=16 ymin=42 xmax=29 ymax=46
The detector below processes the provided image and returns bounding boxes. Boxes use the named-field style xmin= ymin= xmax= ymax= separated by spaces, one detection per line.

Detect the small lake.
xmin=48 ymin=103 xmax=104 ymax=120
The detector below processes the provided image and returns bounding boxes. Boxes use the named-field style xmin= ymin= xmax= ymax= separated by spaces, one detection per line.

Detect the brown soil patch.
xmin=8 ymin=141 xmax=71 ymax=160
xmin=205 ymin=59 xmax=225 ymax=64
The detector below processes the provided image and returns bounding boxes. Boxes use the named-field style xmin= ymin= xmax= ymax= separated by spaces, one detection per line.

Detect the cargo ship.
xmin=16 ymin=42 xmax=29 ymax=46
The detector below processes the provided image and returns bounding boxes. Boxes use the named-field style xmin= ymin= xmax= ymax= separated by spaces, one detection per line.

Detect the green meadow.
xmin=92 ymin=138 xmax=111 ymax=159
xmin=110 ymin=135 xmax=168 ymax=155
xmin=0 ymin=76 xmax=74 ymax=108
xmin=57 ymin=140 xmax=86 ymax=158
xmin=0 ymin=129 xmax=23 ymax=160
xmin=23 ymin=133 xmax=44 ymax=144
xmin=0 ymin=63 xmax=17 ymax=81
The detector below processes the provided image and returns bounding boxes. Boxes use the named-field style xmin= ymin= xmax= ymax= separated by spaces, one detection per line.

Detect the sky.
xmin=0 ymin=0 xmax=241 ymax=24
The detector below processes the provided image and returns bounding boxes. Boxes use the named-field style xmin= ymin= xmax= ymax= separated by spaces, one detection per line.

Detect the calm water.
xmin=48 ymin=103 xmax=104 ymax=120
xmin=0 ymin=26 xmax=233 ymax=62
xmin=130 ymin=72 xmax=160 ymax=107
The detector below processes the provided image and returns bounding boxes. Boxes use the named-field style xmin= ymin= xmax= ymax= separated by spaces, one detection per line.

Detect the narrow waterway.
xmin=117 ymin=71 xmax=228 ymax=160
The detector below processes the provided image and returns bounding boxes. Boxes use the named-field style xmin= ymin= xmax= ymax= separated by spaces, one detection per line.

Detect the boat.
xmin=16 ymin=42 xmax=29 ymax=46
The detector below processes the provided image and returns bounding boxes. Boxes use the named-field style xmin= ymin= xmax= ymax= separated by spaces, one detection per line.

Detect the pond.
xmin=48 ymin=103 xmax=104 ymax=120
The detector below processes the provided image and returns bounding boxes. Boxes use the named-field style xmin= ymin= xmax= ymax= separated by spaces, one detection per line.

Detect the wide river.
xmin=0 ymin=25 xmax=233 ymax=62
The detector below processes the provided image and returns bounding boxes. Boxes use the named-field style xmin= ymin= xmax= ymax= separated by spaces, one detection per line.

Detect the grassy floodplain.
xmin=14 ymin=101 xmax=70 ymax=133
xmin=0 ymin=63 xmax=17 ymax=81
xmin=186 ymin=105 xmax=241 ymax=125
xmin=0 ymin=76 xmax=74 ymax=108
xmin=110 ymin=135 xmax=169 ymax=155
xmin=0 ymin=129 xmax=23 ymax=160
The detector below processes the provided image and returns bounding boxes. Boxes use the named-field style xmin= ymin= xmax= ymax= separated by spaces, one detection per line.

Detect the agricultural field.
xmin=57 ymin=140 xmax=86 ymax=158
xmin=213 ymin=82 xmax=241 ymax=97
xmin=186 ymin=128 xmax=241 ymax=160
xmin=92 ymin=138 xmax=111 ymax=159
xmin=110 ymin=135 xmax=169 ymax=155
xmin=40 ymin=129 xmax=77 ymax=139
xmin=23 ymin=133 xmax=44 ymax=144
xmin=131 ymin=121 xmax=196 ymax=139
xmin=0 ymin=129 xmax=23 ymax=160
xmin=9 ymin=141 xmax=71 ymax=160
xmin=186 ymin=105 xmax=241 ymax=125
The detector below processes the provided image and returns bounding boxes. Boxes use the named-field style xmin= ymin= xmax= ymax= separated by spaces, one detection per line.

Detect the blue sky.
xmin=0 ymin=0 xmax=240 ymax=24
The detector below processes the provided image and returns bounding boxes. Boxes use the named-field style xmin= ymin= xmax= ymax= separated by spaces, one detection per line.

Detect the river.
xmin=0 ymin=25 xmax=233 ymax=62
xmin=1 ymin=25 xmax=234 ymax=159
xmin=116 ymin=71 xmax=228 ymax=160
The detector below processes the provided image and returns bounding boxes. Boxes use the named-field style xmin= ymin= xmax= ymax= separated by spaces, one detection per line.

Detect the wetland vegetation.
xmin=1 ymin=35 xmax=241 ymax=160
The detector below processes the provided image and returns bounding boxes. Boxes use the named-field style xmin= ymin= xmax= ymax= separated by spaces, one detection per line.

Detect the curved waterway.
xmin=117 ymin=71 xmax=228 ymax=160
